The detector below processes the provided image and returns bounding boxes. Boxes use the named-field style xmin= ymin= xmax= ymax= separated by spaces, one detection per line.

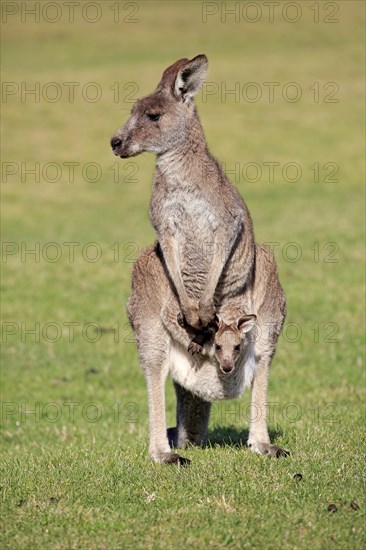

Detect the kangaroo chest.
xmin=158 ymin=185 xmax=218 ymax=235
xmin=151 ymin=181 xmax=220 ymax=297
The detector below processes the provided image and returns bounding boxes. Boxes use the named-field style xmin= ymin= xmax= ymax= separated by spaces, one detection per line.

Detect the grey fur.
xmin=111 ymin=55 xmax=255 ymax=329
xmin=111 ymin=55 xmax=287 ymax=462
xmin=127 ymin=243 xmax=287 ymax=462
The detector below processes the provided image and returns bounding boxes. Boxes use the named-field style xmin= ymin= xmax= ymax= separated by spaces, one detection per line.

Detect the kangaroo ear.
xmin=174 ymin=54 xmax=208 ymax=102
xmin=157 ymin=58 xmax=189 ymax=93
xmin=237 ymin=314 xmax=257 ymax=334
xmin=214 ymin=314 xmax=221 ymax=331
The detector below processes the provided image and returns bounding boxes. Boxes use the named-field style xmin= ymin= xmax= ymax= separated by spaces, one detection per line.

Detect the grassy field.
xmin=1 ymin=1 xmax=365 ymax=548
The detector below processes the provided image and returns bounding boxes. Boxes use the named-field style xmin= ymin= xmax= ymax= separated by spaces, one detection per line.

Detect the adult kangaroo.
xmin=111 ymin=55 xmax=255 ymax=329
xmin=110 ymin=55 xmax=287 ymax=463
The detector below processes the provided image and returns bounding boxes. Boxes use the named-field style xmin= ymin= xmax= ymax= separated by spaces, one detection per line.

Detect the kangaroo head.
xmin=214 ymin=314 xmax=256 ymax=374
xmin=110 ymin=54 xmax=208 ymax=158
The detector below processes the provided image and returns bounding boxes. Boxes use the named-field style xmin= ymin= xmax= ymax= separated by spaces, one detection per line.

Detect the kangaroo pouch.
xmin=169 ymin=341 xmax=256 ymax=402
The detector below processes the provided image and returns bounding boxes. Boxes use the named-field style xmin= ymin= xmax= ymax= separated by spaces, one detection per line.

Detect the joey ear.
xmin=237 ymin=314 xmax=257 ymax=334
xmin=214 ymin=314 xmax=221 ymax=331
xmin=174 ymin=54 xmax=208 ymax=102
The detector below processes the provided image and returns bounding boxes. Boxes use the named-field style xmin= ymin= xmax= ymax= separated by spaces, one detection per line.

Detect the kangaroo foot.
xmin=248 ymin=441 xmax=290 ymax=458
xmin=159 ymin=452 xmax=191 ymax=466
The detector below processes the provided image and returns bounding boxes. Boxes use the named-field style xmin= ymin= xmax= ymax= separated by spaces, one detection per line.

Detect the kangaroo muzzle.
xmin=110 ymin=134 xmax=129 ymax=157
xmin=221 ymin=361 xmax=234 ymax=374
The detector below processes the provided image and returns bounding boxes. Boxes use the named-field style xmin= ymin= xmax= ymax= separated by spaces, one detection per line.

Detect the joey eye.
xmin=215 ymin=344 xmax=222 ymax=351
xmin=234 ymin=344 xmax=241 ymax=351
xmin=146 ymin=113 xmax=161 ymax=122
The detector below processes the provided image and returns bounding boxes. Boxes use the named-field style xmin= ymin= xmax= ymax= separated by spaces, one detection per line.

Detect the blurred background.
xmin=2 ymin=0 xmax=364 ymax=474
xmin=1 ymin=1 xmax=365 ymax=547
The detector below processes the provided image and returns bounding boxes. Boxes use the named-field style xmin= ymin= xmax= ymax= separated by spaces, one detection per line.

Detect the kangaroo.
xmin=128 ymin=242 xmax=287 ymax=463
xmin=111 ymin=54 xmax=255 ymax=330
xmin=111 ymin=55 xmax=287 ymax=462
xmin=170 ymin=307 xmax=257 ymax=376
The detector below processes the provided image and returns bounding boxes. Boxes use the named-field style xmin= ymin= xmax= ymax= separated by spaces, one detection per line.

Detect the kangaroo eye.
xmin=234 ymin=344 xmax=241 ymax=351
xmin=146 ymin=113 xmax=161 ymax=121
xmin=215 ymin=344 xmax=222 ymax=351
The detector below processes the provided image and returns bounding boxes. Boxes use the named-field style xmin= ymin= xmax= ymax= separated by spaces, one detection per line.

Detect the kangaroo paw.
xmin=188 ymin=341 xmax=203 ymax=355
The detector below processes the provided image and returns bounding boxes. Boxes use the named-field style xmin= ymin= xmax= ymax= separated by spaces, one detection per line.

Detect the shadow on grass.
xmin=207 ymin=425 xmax=284 ymax=448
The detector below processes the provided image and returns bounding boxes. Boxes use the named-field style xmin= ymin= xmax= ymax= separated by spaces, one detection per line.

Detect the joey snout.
xmin=220 ymin=361 xmax=235 ymax=374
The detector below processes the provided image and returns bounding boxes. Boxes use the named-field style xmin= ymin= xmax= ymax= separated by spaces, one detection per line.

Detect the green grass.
xmin=1 ymin=1 xmax=365 ymax=548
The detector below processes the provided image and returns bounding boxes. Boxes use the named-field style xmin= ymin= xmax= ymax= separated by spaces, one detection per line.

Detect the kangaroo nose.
xmin=111 ymin=136 xmax=122 ymax=149
xmin=222 ymin=362 xmax=234 ymax=374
